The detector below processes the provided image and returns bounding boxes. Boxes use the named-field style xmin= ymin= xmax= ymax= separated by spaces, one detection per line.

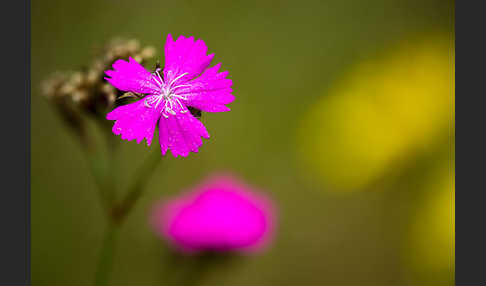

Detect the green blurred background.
xmin=32 ymin=0 xmax=455 ymax=285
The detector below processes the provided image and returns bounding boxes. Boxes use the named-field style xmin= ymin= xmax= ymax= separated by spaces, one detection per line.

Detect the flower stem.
xmin=84 ymin=147 xmax=116 ymax=214
xmin=175 ymin=253 xmax=229 ymax=286
xmin=112 ymin=147 xmax=162 ymax=223
xmin=92 ymin=147 xmax=162 ymax=285
xmin=94 ymin=222 xmax=120 ymax=286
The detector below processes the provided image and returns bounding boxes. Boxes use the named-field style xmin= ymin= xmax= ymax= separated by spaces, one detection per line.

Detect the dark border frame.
xmin=1 ymin=0 xmax=30 ymax=284
xmin=456 ymin=1 xmax=486 ymax=285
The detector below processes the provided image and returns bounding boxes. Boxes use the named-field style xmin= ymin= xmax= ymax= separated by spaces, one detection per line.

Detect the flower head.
xmin=151 ymin=174 xmax=276 ymax=254
xmin=105 ymin=34 xmax=234 ymax=157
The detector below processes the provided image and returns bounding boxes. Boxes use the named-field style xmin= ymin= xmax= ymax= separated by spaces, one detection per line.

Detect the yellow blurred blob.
xmin=297 ymin=34 xmax=455 ymax=191
xmin=408 ymin=169 xmax=455 ymax=276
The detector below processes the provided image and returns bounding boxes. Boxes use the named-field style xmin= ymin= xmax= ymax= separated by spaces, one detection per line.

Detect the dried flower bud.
xmin=41 ymin=37 xmax=156 ymax=148
xmin=41 ymin=72 xmax=69 ymax=99
xmin=141 ymin=46 xmax=156 ymax=59
xmin=43 ymin=37 xmax=156 ymax=116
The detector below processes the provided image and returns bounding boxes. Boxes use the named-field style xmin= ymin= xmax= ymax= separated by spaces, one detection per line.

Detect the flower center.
xmin=144 ymin=69 xmax=190 ymax=118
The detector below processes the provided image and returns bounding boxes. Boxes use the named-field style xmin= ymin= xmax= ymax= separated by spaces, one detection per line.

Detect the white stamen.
xmin=144 ymin=99 xmax=151 ymax=108
xmin=175 ymin=98 xmax=187 ymax=112
xmin=144 ymin=71 xmax=191 ymax=117
xmin=171 ymin=84 xmax=191 ymax=90
xmin=153 ymin=76 xmax=162 ymax=87
xmin=152 ymin=68 xmax=164 ymax=87
xmin=155 ymin=68 xmax=165 ymax=84
xmin=168 ymin=72 xmax=189 ymax=89
xmin=172 ymin=94 xmax=188 ymax=101
xmin=154 ymin=96 xmax=163 ymax=109
xmin=168 ymin=100 xmax=175 ymax=114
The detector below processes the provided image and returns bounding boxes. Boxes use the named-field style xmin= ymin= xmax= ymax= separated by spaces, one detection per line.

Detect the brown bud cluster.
xmin=41 ymin=38 xmax=156 ymax=149
xmin=41 ymin=38 xmax=156 ymax=116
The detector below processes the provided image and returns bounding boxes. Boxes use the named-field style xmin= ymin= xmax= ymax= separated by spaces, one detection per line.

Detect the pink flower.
xmin=104 ymin=35 xmax=234 ymax=157
xmin=151 ymin=174 xmax=276 ymax=254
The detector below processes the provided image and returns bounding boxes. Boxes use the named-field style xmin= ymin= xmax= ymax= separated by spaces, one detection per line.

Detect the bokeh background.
xmin=32 ymin=0 xmax=455 ymax=285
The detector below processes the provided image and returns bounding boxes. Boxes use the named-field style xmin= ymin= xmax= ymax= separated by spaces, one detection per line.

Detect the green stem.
xmin=92 ymin=147 xmax=162 ymax=286
xmin=84 ymin=148 xmax=115 ymax=214
xmin=94 ymin=223 xmax=120 ymax=286
xmin=178 ymin=258 xmax=211 ymax=286
xmin=174 ymin=254 xmax=230 ymax=286
xmin=113 ymin=147 xmax=162 ymax=223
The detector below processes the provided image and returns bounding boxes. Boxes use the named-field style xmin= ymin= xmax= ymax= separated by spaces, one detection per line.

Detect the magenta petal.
xmin=151 ymin=174 xmax=276 ymax=253
xmin=159 ymin=109 xmax=209 ymax=157
xmin=176 ymin=114 xmax=202 ymax=153
xmin=178 ymin=63 xmax=234 ymax=112
xmin=163 ymin=34 xmax=214 ymax=85
xmin=158 ymin=116 xmax=169 ymax=156
xmin=106 ymin=99 xmax=160 ymax=145
xmin=184 ymin=112 xmax=210 ymax=139
xmin=165 ymin=114 xmax=190 ymax=157
xmin=104 ymin=57 xmax=160 ymax=94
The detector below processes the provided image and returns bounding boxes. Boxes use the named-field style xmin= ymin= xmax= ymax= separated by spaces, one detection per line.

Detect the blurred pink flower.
xmin=105 ymin=34 xmax=234 ymax=157
xmin=151 ymin=174 xmax=276 ymax=254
